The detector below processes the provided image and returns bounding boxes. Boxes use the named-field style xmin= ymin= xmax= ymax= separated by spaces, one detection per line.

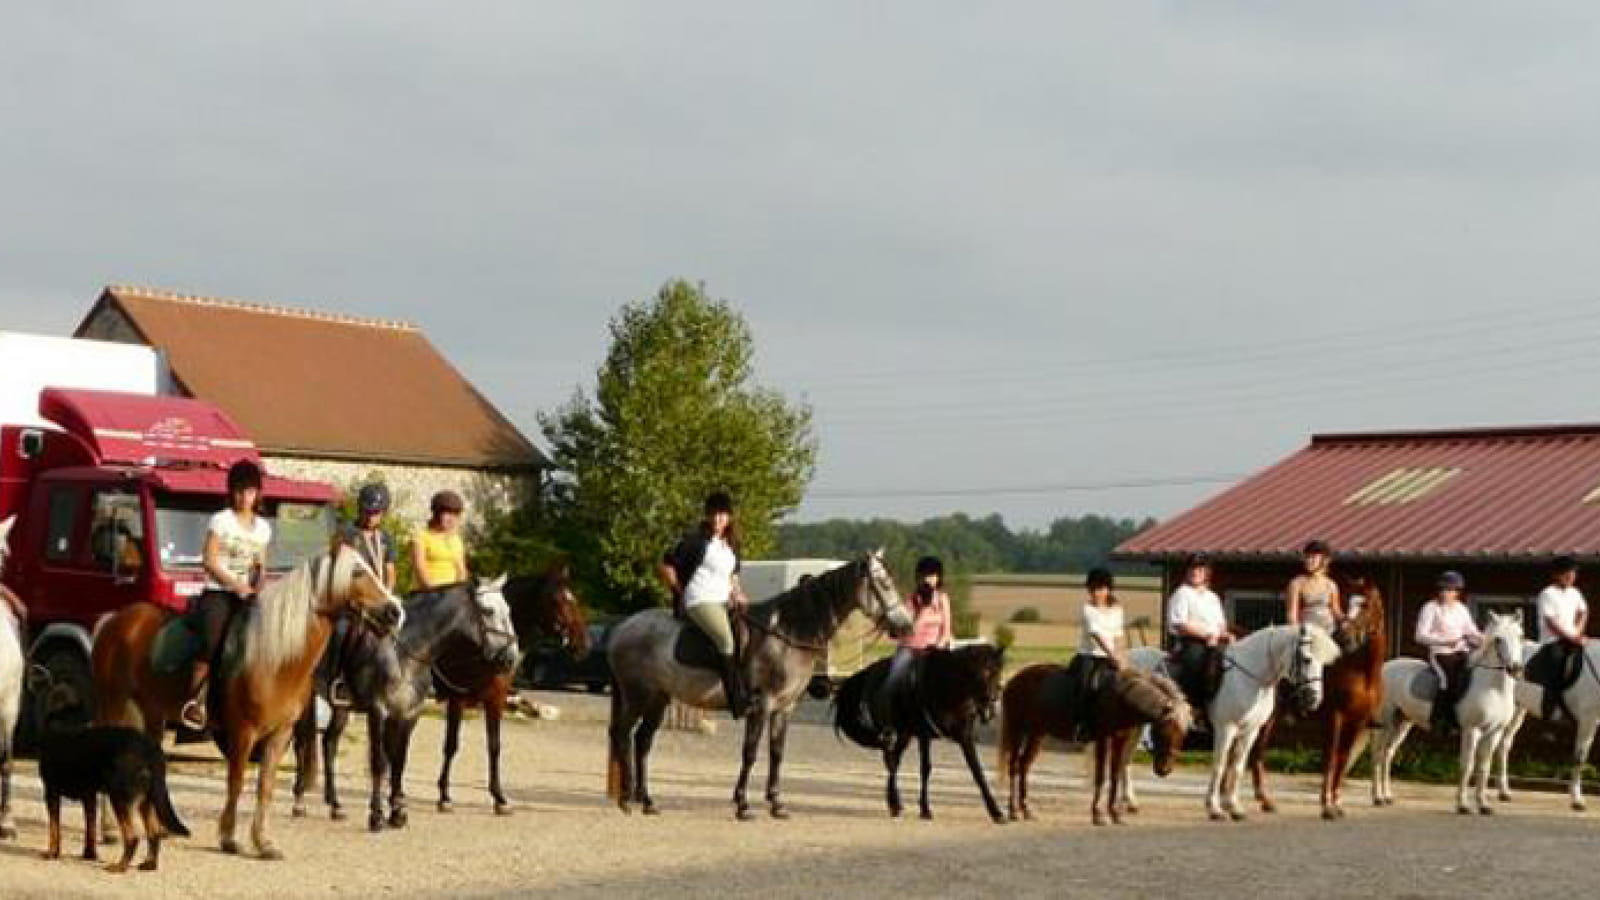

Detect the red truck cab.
xmin=1 ymin=388 xmax=337 ymax=731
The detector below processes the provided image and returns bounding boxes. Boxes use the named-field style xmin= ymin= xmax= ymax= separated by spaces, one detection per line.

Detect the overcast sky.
xmin=6 ymin=3 xmax=1600 ymax=528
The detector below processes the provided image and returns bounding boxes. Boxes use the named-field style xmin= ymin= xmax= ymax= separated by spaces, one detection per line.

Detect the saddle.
xmin=1405 ymin=667 xmax=1441 ymax=704
xmin=149 ymin=608 xmax=247 ymax=679
xmin=670 ymin=609 xmax=748 ymax=673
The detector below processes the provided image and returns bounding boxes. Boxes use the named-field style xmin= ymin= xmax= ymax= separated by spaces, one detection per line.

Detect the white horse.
xmin=1494 ymin=639 xmax=1600 ymax=811
xmin=1371 ymin=611 xmax=1524 ymax=814
xmin=0 ymin=516 xmax=22 ymax=840
xmin=1128 ymin=624 xmax=1341 ymax=821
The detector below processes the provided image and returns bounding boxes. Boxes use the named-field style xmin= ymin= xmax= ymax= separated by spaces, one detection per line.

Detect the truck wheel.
xmin=31 ymin=646 xmax=94 ymax=736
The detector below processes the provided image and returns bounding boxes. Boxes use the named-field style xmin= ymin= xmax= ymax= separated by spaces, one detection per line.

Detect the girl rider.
xmin=659 ymin=492 xmax=749 ymax=718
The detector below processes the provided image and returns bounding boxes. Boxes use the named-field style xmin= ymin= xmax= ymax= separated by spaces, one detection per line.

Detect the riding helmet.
xmin=1085 ymin=567 xmax=1116 ymax=591
xmin=357 ymin=482 xmax=391 ymax=515
xmin=1437 ymin=570 xmax=1466 ymax=591
xmin=914 ymin=556 xmax=945 ymax=583
xmin=1302 ymin=539 xmax=1331 ymax=556
xmin=430 ymin=490 xmax=465 ymax=515
xmin=704 ymin=491 xmax=735 ymax=515
xmin=226 ymin=459 xmax=264 ymax=494
xmin=1184 ymin=553 xmax=1212 ymax=573
xmin=1553 ymin=555 xmax=1580 ymax=574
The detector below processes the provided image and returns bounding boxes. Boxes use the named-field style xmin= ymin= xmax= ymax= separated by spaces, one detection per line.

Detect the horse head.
xmin=1476 ymin=611 xmax=1525 ymax=678
xmin=950 ymin=643 xmax=1006 ymax=723
xmin=858 ymin=549 xmax=913 ymax=638
xmin=0 ymin=516 xmax=13 ymax=576
xmin=1286 ymin=624 xmax=1342 ymax=716
xmin=1139 ymin=672 xmax=1193 ymax=778
xmin=326 ymin=542 xmax=405 ymax=636
xmin=510 ymin=563 xmax=590 ymax=657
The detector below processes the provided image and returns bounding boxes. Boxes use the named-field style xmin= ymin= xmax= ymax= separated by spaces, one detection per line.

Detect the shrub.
xmin=1009 ymin=606 xmax=1042 ymax=624
xmin=993 ymin=623 xmax=1016 ymax=650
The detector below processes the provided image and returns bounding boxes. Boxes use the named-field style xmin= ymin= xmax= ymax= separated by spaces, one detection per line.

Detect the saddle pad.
xmin=1406 ymin=667 xmax=1440 ymax=704
xmin=150 ymin=616 xmax=202 ymax=676
xmin=672 ymin=624 xmax=723 ymax=672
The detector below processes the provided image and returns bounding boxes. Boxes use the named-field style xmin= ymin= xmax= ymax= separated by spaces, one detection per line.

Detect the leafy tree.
xmin=541 ymin=280 xmax=816 ymax=612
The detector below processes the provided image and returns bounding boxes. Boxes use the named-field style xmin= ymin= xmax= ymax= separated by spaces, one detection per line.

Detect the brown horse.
xmin=92 ymin=544 xmax=402 ymax=858
xmin=1248 ymin=577 xmax=1387 ymax=820
xmin=999 ymin=664 xmax=1193 ymax=826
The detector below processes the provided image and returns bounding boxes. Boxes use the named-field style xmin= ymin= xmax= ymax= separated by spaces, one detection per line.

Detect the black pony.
xmin=833 ymin=644 xmax=1007 ymax=823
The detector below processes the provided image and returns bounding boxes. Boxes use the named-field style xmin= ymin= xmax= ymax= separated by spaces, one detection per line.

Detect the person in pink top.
xmin=1415 ymin=570 xmax=1482 ymax=732
xmin=873 ymin=556 xmax=953 ymax=730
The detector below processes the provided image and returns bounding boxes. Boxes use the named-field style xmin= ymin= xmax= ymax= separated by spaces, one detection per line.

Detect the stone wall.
xmin=262 ymin=455 xmax=539 ymax=528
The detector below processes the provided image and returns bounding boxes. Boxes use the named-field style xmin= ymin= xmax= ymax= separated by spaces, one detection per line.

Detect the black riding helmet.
xmin=704 ymin=491 xmax=735 ymax=515
xmin=430 ymin=490 xmax=465 ymax=515
xmin=226 ymin=459 xmax=264 ymax=495
xmin=1303 ymin=539 xmax=1331 ymax=556
xmin=357 ymin=482 xmax=391 ymax=515
xmin=914 ymin=555 xmax=945 ymax=584
xmin=1086 ymin=567 xmax=1116 ymax=591
xmin=1553 ymin=555 xmax=1580 ymax=575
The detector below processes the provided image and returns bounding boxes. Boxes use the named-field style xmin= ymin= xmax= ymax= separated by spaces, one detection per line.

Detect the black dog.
xmin=37 ymin=684 xmax=189 ymax=873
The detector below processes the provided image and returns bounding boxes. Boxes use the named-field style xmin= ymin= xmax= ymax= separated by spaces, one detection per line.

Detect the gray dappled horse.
xmin=606 ymin=550 xmax=913 ymax=820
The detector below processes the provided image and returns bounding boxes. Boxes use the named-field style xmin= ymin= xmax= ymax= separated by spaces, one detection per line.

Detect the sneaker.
xmin=180 ymin=699 xmax=207 ymax=731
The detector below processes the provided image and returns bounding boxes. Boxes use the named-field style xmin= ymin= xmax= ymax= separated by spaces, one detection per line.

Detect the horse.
xmin=1248 ymin=579 xmax=1389 ymax=820
xmin=291 ymin=571 xmax=587 ymax=830
xmin=1128 ymin=624 xmax=1340 ymax=821
xmin=0 ymin=516 xmax=22 ymax=841
xmin=91 ymin=543 xmax=403 ymax=859
xmin=832 ymin=644 xmax=1007 ymax=823
xmin=1493 ymin=639 xmax=1600 ymax=812
xmin=998 ymin=663 xmax=1192 ymax=826
xmin=606 ymin=550 xmax=912 ymax=820
xmin=1370 ymin=611 xmax=1524 ymax=815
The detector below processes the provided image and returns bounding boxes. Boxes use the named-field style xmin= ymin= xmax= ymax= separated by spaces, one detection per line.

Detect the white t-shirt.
xmin=1167 ymin=585 xmax=1226 ymax=639
xmin=1537 ymin=585 xmax=1588 ymax=645
xmin=683 ymin=537 xmax=737 ymax=609
xmin=1079 ymin=603 xmax=1125 ymax=657
xmin=206 ymin=509 xmax=272 ymax=592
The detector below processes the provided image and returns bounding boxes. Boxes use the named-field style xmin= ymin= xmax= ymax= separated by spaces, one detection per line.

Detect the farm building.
xmin=74 ymin=285 xmax=546 ymax=525
xmin=1114 ymin=422 xmax=1600 ymax=656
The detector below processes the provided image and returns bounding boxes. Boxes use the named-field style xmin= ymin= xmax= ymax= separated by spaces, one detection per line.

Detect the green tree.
xmin=541 ymin=280 xmax=817 ymax=612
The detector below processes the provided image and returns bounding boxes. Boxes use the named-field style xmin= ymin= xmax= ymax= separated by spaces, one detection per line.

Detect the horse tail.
xmin=832 ymin=668 xmax=882 ymax=750
xmin=997 ymin=678 xmax=1023 ymax=779
xmin=605 ymin=679 xmax=625 ymax=801
xmin=150 ymin=756 xmax=190 ymax=838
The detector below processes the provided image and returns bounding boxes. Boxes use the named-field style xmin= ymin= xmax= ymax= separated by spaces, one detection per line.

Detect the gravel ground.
xmin=0 ymin=693 xmax=1594 ymax=899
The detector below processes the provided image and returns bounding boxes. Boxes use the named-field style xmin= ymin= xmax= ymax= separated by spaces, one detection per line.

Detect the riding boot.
xmin=719 ymin=655 xmax=747 ymax=720
xmin=1429 ymin=695 xmax=1456 ymax=734
xmin=181 ymin=661 xmax=210 ymax=731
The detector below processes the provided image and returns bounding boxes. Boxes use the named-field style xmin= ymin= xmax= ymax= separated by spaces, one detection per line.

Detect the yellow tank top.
xmin=417 ymin=529 xmax=465 ymax=587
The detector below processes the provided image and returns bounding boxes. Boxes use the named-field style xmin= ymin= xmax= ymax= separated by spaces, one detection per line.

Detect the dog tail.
xmin=151 ymin=758 xmax=190 ymax=838
xmin=832 ymin=668 xmax=883 ymax=750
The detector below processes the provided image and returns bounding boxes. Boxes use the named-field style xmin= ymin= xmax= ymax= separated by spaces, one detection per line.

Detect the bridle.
xmin=1226 ymin=625 xmax=1322 ymax=699
xmin=1470 ymin=630 xmax=1518 ymax=674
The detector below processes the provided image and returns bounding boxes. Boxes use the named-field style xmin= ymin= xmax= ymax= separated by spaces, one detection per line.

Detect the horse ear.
xmin=1512 ymin=609 xmax=1524 ymax=626
xmin=489 ymin=574 xmax=508 ymax=591
xmin=0 ymin=516 xmax=13 ymax=544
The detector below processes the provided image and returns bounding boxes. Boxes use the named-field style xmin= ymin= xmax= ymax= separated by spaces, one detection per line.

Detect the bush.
xmin=1009 ymin=606 xmax=1042 ymax=624
xmin=952 ymin=608 xmax=982 ymax=640
xmin=993 ymin=623 xmax=1016 ymax=650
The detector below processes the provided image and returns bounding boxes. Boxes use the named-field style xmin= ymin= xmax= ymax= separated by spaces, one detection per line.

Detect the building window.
xmin=1226 ymin=589 xmax=1285 ymax=634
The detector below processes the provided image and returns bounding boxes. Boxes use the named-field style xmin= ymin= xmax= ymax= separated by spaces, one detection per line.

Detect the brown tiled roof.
xmin=1116 ymin=424 xmax=1600 ymax=562
xmin=75 ymin=286 xmax=545 ymax=470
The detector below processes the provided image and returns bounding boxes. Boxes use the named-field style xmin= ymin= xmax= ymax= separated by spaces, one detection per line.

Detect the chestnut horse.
xmin=999 ymin=665 xmax=1192 ymax=826
xmin=1248 ymin=578 xmax=1387 ymax=820
xmin=92 ymin=544 xmax=402 ymax=859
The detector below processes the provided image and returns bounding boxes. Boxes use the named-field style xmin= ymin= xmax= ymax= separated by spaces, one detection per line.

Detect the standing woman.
xmin=1286 ymin=539 xmax=1342 ymax=632
xmin=1415 ymin=571 xmax=1481 ymax=733
xmin=873 ymin=556 xmax=954 ymax=728
xmin=659 ymin=492 xmax=749 ymax=718
xmin=413 ymin=491 xmax=470 ymax=591
xmin=182 ymin=459 xmax=272 ymax=731
xmin=1069 ymin=567 xmax=1126 ymax=738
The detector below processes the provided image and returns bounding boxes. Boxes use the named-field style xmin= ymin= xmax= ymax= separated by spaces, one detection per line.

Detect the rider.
xmin=1286 ymin=540 xmax=1342 ymax=633
xmin=659 ymin=492 xmax=749 ymax=719
xmin=1166 ymin=554 xmax=1230 ymax=724
xmin=872 ymin=556 xmax=954 ymax=734
xmin=1067 ymin=567 xmax=1125 ymax=740
xmin=1529 ymin=555 xmax=1588 ymax=722
xmin=413 ymin=491 xmax=469 ymax=591
xmin=1416 ymin=570 xmax=1481 ymax=733
xmin=324 ymin=483 xmax=398 ymax=706
xmin=182 ymin=459 xmax=273 ymax=731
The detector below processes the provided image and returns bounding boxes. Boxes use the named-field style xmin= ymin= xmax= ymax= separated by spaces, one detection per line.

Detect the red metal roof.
xmin=151 ymin=469 xmax=336 ymax=504
xmin=1116 ymin=423 xmax=1600 ymax=562
xmin=40 ymin=388 xmax=255 ymax=468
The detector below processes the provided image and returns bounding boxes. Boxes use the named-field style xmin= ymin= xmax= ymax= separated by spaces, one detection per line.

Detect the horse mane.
xmin=1111 ymin=668 xmax=1191 ymax=731
xmin=244 ymin=557 xmax=319 ymax=671
xmin=751 ymin=557 xmax=865 ymax=647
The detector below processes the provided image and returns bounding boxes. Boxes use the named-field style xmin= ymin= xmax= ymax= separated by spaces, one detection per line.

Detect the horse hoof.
xmin=1457 ymin=805 xmax=1472 ymax=816
xmin=1093 ymin=816 xmax=1107 ymax=827
xmin=889 ymin=806 xmax=903 ymax=819
xmin=617 ymin=802 xmax=633 ymax=816
xmin=106 ymin=862 xmax=129 ymax=874
xmin=138 ymin=860 xmax=158 ymax=872
xmin=1124 ymin=804 xmax=1139 ymax=816
xmin=1335 ymin=806 xmax=1348 ymax=819
xmin=1110 ymin=814 xmax=1123 ymax=826
xmin=1229 ymin=811 xmax=1247 ymax=823
xmin=1208 ymin=811 xmax=1227 ymax=822
xmin=259 ymin=846 xmax=285 ymax=862
xmin=368 ymin=813 xmax=386 ymax=833
xmin=1479 ymin=806 xmax=1494 ymax=817
xmin=770 ymin=805 xmax=790 ymax=821
xmin=735 ymin=807 xmax=755 ymax=822
xmin=291 ymin=805 xmax=307 ymax=819
xmin=993 ymin=814 xmax=1009 ymax=826
xmin=1260 ymin=801 xmax=1278 ymax=814
xmin=437 ymin=801 xmax=453 ymax=814
xmin=1573 ymin=802 xmax=1588 ymax=813
xmin=331 ymin=807 xmax=348 ymax=822
xmin=1321 ymin=807 xmax=1338 ymax=822
xmin=919 ymin=810 xmax=933 ymax=821
xmin=221 ymin=839 xmax=241 ymax=855
xmin=0 ymin=824 xmax=16 ymax=841
xmin=1497 ymin=792 xmax=1513 ymax=803
xmin=641 ymin=803 xmax=660 ymax=817
xmin=1022 ymin=809 xmax=1035 ymax=822
xmin=389 ymin=810 xmax=408 ymax=829
xmin=495 ymin=802 xmax=514 ymax=817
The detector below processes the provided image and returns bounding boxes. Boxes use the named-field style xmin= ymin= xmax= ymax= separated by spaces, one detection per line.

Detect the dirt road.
xmin=0 ymin=695 xmax=1593 ymax=898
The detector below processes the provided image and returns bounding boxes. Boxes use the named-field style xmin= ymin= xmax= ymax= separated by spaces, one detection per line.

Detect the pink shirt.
xmin=901 ymin=590 xmax=952 ymax=650
xmin=1416 ymin=600 xmax=1481 ymax=654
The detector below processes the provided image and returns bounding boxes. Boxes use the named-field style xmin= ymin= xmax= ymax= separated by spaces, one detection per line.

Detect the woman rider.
xmin=1530 ymin=555 xmax=1588 ymax=722
xmin=659 ymin=492 xmax=749 ymax=718
xmin=872 ymin=556 xmax=954 ymax=731
xmin=1067 ymin=567 xmax=1125 ymax=739
xmin=1166 ymin=553 xmax=1230 ymax=722
xmin=1415 ymin=570 xmax=1481 ymax=732
xmin=324 ymin=482 xmax=397 ymax=706
xmin=1286 ymin=539 xmax=1342 ymax=633
xmin=413 ymin=491 xmax=469 ymax=591
xmin=182 ymin=459 xmax=272 ymax=731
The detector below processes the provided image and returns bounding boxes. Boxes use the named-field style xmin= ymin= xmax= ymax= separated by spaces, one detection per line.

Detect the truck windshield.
xmin=154 ymin=495 xmax=336 ymax=574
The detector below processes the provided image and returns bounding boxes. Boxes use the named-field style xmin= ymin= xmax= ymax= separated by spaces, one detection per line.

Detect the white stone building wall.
xmin=262 ymin=455 xmax=539 ymax=528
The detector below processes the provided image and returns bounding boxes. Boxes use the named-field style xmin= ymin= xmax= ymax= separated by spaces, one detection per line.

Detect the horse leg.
xmin=324 ymin=707 xmax=350 ymax=821
xmin=387 ymin=717 xmax=419 ymax=829
xmin=1227 ymin=725 xmax=1263 ymax=822
xmin=0 ymin=734 xmax=14 ymax=840
xmin=1320 ymin=715 xmax=1344 ymax=820
xmin=607 ymin=694 xmax=641 ymax=816
xmin=885 ymin=732 xmax=910 ymax=818
xmin=250 ymin=728 xmax=293 ymax=859
xmin=1249 ymin=712 xmax=1279 ymax=814
xmin=291 ymin=706 xmax=316 ymax=819
xmin=1474 ymin=727 xmax=1499 ymax=815
xmin=916 ymin=732 xmax=934 ymax=820
xmin=1456 ymin=727 xmax=1482 ymax=815
xmin=1108 ymin=732 xmax=1129 ymax=825
xmin=1206 ymin=725 xmax=1236 ymax=821
xmin=366 ymin=708 xmax=389 ymax=832
xmin=732 ymin=711 xmax=767 ymax=821
xmin=765 ymin=710 xmax=793 ymax=819
xmin=81 ymin=796 xmax=99 ymax=860
xmin=959 ymin=733 xmax=1004 ymax=824
xmin=1495 ymin=708 xmax=1524 ymax=803
xmin=1017 ymin=734 xmax=1045 ymax=821
xmin=437 ymin=698 xmax=463 ymax=813
xmin=1571 ymin=713 xmax=1598 ymax=812
xmin=632 ymin=698 xmax=668 ymax=815
xmin=219 ymin=728 xmax=254 ymax=855
xmin=1091 ymin=738 xmax=1109 ymax=826
xmin=1116 ymin=730 xmax=1139 ymax=815
xmin=485 ymin=697 xmax=512 ymax=815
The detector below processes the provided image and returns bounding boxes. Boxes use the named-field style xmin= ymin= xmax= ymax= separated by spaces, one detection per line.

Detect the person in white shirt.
xmin=1166 ymin=554 xmax=1230 ymax=715
xmin=1415 ymin=570 xmax=1481 ymax=732
xmin=1067 ymin=567 xmax=1126 ymax=740
xmin=1530 ymin=556 xmax=1588 ymax=722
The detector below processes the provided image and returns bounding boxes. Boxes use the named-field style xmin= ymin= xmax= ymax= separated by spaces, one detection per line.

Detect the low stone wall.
xmin=263 ymin=455 xmax=539 ymax=527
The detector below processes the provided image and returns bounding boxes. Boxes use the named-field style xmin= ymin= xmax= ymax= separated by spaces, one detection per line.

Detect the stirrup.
xmin=329 ymin=678 xmax=353 ymax=708
xmin=180 ymin=699 xmax=208 ymax=731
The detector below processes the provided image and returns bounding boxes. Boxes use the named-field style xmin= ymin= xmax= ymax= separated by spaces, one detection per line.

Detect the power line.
xmin=806 ymin=472 xmax=1244 ymax=501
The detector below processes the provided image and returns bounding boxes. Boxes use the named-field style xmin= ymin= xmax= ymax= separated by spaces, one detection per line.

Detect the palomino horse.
xmin=1371 ymin=611 xmax=1524 ymax=815
xmin=1129 ymin=624 xmax=1340 ymax=821
xmin=0 ymin=516 xmax=22 ymax=840
xmin=1494 ymin=639 xmax=1600 ymax=812
xmin=999 ymin=665 xmax=1192 ymax=826
xmin=607 ymin=551 xmax=912 ymax=819
xmin=832 ymin=644 xmax=1007 ymax=823
xmin=1249 ymin=578 xmax=1389 ymax=820
xmin=292 ymin=570 xmax=587 ymax=829
xmin=92 ymin=543 xmax=402 ymax=859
